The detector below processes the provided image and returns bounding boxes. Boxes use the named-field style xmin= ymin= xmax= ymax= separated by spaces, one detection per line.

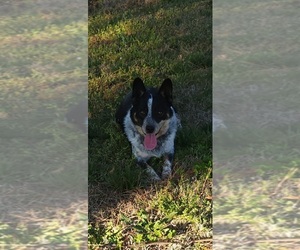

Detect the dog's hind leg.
xmin=162 ymin=153 xmax=173 ymax=180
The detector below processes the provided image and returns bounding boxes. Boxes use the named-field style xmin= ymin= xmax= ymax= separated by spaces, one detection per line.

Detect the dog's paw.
xmin=146 ymin=166 xmax=161 ymax=182
xmin=162 ymin=165 xmax=172 ymax=180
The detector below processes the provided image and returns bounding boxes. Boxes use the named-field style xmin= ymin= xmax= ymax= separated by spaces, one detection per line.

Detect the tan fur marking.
xmin=156 ymin=119 xmax=170 ymax=138
xmin=133 ymin=112 xmax=139 ymax=123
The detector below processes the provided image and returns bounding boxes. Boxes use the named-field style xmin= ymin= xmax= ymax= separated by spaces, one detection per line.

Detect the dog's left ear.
xmin=159 ymin=78 xmax=173 ymax=103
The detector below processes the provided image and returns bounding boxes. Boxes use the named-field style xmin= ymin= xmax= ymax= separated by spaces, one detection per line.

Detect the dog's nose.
xmin=146 ymin=125 xmax=155 ymax=134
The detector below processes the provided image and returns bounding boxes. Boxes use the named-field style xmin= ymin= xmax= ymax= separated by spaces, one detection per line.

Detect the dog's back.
xmin=115 ymin=92 xmax=132 ymax=132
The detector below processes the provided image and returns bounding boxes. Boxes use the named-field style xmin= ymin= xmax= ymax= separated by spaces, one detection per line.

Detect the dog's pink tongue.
xmin=144 ymin=133 xmax=157 ymax=150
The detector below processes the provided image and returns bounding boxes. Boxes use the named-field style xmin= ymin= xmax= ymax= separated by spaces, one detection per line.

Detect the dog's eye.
xmin=139 ymin=110 xmax=146 ymax=117
xmin=157 ymin=111 xmax=164 ymax=117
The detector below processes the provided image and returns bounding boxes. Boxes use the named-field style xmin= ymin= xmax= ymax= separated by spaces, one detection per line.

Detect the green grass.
xmin=88 ymin=0 xmax=212 ymax=249
xmin=0 ymin=0 xmax=87 ymax=248
xmin=213 ymin=0 xmax=300 ymax=248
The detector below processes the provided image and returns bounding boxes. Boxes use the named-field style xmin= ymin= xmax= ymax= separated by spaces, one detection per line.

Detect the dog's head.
xmin=130 ymin=77 xmax=175 ymax=150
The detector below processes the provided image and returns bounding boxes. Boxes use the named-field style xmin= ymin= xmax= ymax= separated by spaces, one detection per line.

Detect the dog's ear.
xmin=132 ymin=77 xmax=146 ymax=99
xmin=159 ymin=78 xmax=173 ymax=103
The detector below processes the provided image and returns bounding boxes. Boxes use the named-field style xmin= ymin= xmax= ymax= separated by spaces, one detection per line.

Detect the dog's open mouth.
xmin=144 ymin=133 xmax=157 ymax=150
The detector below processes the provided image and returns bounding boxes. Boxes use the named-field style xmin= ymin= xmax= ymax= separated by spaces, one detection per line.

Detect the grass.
xmin=88 ymin=0 xmax=212 ymax=249
xmin=0 ymin=0 xmax=87 ymax=248
xmin=213 ymin=0 xmax=300 ymax=249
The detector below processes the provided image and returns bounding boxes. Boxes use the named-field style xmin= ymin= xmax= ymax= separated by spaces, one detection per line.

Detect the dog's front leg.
xmin=137 ymin=160 xmax=161 ymax=182
xmin=162 ymin=153 xmax=173 ymax=180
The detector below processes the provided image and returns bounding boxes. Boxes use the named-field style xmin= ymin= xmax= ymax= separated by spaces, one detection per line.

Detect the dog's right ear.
xmin=132 ymin=77 xmax=146 ymax=99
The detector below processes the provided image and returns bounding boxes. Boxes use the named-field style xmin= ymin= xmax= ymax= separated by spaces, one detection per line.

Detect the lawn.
xmin=88 ymin=0 xmax=212 ymax=249
xmin=213 ymin=1 xmax=300 ymax=249
xmin=0 ymin=0 xmax=87 ymax=248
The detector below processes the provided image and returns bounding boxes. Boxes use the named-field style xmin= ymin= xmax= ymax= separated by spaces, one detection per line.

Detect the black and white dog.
xmin=115 ymin=77 xmax=181 ymax=181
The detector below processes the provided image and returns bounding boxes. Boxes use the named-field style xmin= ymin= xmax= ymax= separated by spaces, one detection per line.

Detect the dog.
xmin=115 ymin=77 xmax=181 ymax=181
